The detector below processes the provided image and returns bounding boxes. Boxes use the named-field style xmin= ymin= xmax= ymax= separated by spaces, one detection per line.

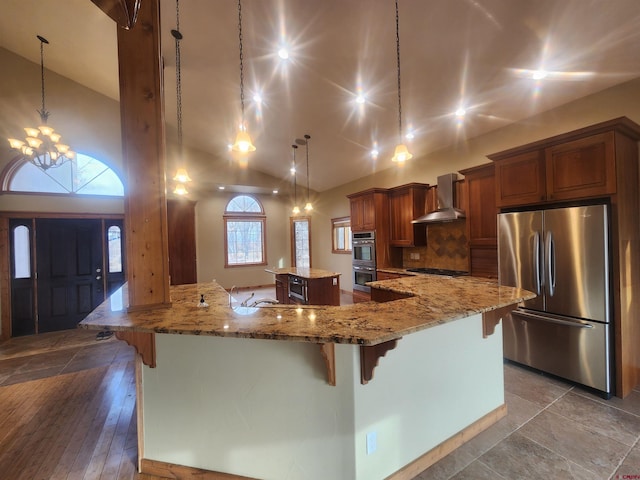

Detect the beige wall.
xmin=314 ymin=78 xmax=640 ymax=291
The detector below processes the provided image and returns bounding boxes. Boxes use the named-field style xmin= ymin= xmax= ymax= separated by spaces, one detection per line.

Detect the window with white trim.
xmin=224 ymin=195 xmax=267 ymax=267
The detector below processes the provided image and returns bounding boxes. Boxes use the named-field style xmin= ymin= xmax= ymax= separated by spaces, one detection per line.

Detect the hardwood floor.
xmin=0 ymin=330 xmax=163 ymax=480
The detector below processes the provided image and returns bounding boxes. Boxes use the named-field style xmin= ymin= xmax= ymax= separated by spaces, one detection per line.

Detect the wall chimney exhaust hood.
xmin=412 ymin=173 xmax=465 ymax=224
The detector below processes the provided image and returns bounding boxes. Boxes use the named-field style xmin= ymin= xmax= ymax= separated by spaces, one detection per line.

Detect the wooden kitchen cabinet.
xmin=376 ymin=270 xmax=411 ymax=281
xmin=492 ymin=129 xmax=617 ymax=208
xmin=388 ymin=183 xmax=429 ymax=247
xmin=307 ymin=277 xmax=340 ymax=306
xmin=347 ymin=188 xmax=396 ymax=268
xmin=348 ymin=192 xmax=376 ymax=231
xmin=459 ymin=163 xmax=497 ymax=278
xmin=275 ymin=274 xmax=289 ymax=304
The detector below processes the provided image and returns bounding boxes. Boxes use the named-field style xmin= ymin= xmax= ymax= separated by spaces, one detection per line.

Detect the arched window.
xmin=4 ymin=153 xmax=124 ymax=196
xmin=224 ymin=195 xmax=266 ymax=267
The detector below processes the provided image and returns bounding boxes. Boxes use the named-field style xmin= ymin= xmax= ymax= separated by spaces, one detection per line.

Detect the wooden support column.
xmin=115 ymin=0 xmax=171 ymax=310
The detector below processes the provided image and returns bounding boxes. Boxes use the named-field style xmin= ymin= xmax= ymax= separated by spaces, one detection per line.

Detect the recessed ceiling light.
xmin=355 ymin=93 xmax=366 ymax=104
xmin=227 ymin=144 xmax=233 ymax=151
xmin=278 ymin=48 xmax=289 ymax=60
xmin=405 ymin=131 xmax=414 ymax=140
xmin=218 ymin=186 xmax=225 ymax=190
xmin=371 ymin=148 xmax=379 ymax=159
xmin=532 ymin=69 xmax=548 ymax=80
xmin=272 ymin=189 xmax=278 ymax=194
xmin=455 ymin=107 xmax=466 ymax=118
xmin=253 ymin=93 xmax=262 ymax=104
xmin=290 ymin=166 xmax=296 ymax=174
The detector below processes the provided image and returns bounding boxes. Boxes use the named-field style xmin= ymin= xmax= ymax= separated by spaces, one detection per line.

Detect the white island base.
xmin=140 ymin=313 xmax=505 ymax=480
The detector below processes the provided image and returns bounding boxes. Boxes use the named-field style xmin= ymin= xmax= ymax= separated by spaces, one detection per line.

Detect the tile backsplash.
xmin=403 ymin=220 xmax=468 ymax=271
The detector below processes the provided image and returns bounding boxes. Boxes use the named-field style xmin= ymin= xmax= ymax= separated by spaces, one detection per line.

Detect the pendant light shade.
xmin=173 ymin=167 xmax=192 ymax=183
xmin=391 ymin=143 xmax=413 ymax=163
xmin=232 ymin=129 xmax=256 ymax=153
xmin=232 ymin=0 xmax=256 ymax=154
xmin=391 ymin=0 xmax=412 ymax=164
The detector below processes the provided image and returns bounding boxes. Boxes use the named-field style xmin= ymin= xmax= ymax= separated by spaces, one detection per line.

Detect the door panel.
xmin=498 ymin=211 xmax=544 ymax=311
xmin=10 ymin=219 xmax=35 ymax=336
xmin=543 ymin=205 xmax=609 ymax=322
xmin=36 ymin=219 xmax=104 ymax=332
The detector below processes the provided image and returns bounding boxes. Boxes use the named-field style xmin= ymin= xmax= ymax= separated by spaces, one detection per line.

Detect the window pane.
xmin=8 ymin=153 xmax=124 ymax=196
xmin=331 ymin=217 xmax=352 ymax=253
xmin=108 ymin=226 xmax=122 ymax=273
xmin=226 ymin=195 xmax=262 ymax=213
xmin=13 ymin=225 xmax=31 ymax=279
xmin=294 ymin=220 xmax=310 ymax=268
xmin=226 ymin=220 xmax=264 ymax=265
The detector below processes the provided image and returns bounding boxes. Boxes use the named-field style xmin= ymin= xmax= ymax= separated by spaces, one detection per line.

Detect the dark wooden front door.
xmin=36 ymin=219 xmax=104 ymax=332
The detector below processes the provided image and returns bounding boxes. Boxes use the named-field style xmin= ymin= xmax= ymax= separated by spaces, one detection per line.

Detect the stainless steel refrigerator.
xmin=498 ymin=204 xmax=612 ymax=396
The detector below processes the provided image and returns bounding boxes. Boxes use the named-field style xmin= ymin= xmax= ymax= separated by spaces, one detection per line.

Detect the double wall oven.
xmin=352 ymin=231 xmax=376 ymax=293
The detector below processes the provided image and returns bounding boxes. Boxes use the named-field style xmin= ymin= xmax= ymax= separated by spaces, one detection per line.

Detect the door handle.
xmin=545 ymin=231 xmax=555 ymax=297
xmin=533 ymin=231 xmax=541 ymax=295
xmin=96 ymin=275 xmax=102 ymax=280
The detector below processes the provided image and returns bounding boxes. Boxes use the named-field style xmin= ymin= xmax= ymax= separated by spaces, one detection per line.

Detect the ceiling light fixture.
xmin=231 ymin=0 xmax=256 ymax=153
xmin=291 ymin=144 xmax=300 ymax=214
xmin=171 ymin=0 xmax=191 ymax=195
xmin=391 ymin=0 xmax=412 ymax=164
xmin=7 ymin=35 xmax=75 ymax=171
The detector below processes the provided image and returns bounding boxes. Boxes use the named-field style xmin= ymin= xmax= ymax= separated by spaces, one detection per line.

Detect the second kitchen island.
xmin=80 ymin=275 xmax=533 ymax=480
xmin=266 ymin=267 xmax=341 ymax=305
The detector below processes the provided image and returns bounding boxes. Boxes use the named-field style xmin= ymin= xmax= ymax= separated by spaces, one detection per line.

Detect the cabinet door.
xmin=167 ymin=199 xmax=197 ymax=285
xmin=361 ymin=195 xmax=376 ymax=231
xmin=349 ymin=197 xmax=363 ymax=231
xmin=545 ymin=132 xmax=616 ymax=201
xmin=275 ymin=274 xmax=288 ymax=304
xmin=467 ymin=169 xmax=496 ymax=244
xmin=495 ymin=151 xmax=545 ymax=207
xmin=389 ymin=190 xmax=413 ymax=246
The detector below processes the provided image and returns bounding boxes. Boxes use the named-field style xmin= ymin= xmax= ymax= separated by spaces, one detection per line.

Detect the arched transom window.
xmin=224 ymin=195 xmax=266 ymax=267
xmin=5 ymin=153 xmax=124 ymax=196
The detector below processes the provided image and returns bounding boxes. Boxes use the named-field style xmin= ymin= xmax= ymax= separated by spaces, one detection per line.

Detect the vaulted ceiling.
xmin=2 ymin=0 xmax=639 ymax=192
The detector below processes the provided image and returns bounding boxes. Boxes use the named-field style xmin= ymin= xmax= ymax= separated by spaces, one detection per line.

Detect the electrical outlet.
xmin=410 ymin=253 xmax=420 ymax=260
xmin=366 ymin=431 xmax=377 ymax=455
xmin=332 ymin=277 xmax=338 ymax=286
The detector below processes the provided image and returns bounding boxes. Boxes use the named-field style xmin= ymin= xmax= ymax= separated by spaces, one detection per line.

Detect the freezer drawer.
xmin=503 ymin=309 xmax=612 ymax=394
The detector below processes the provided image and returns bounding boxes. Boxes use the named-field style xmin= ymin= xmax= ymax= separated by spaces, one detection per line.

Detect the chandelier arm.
xmin=395 ymin=0 xmax=402 ymax=139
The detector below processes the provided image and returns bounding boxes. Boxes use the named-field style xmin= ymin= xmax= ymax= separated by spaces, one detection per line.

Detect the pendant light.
xmin=303 ymin=134 xmax=313 ymax=212
xmin=291 ymin=144 xmax=300 ymax=215
xmin=231 ymin=0 xmax=256 ymax=153
xmin=7 ymin=35 xmax=75 ymax=170
xmin=171 ymin=0 xmax=192 ymax=195
xmin=391 ymin=0 xmax=412 ymax=164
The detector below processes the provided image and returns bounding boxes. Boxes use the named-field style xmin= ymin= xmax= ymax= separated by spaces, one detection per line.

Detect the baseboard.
xmin=141 ymin=404 xmax=507 ymax=480
xmin=140 ymin=458 xmax=257 ymax=479
xmin=386 ymin=403 xmax=508 ymax=480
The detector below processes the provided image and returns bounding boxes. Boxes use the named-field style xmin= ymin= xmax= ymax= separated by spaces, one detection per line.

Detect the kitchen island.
xmin=80 ymin=276 xmax=533 ymax=480
xmin=265 ymin=266 xmax=341 ymax=305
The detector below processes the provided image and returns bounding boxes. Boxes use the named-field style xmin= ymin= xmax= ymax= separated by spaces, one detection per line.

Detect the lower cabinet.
xmin=275 ymin=274 xmax=340 ymax=306
xmin=275 ymin=274 xmax=289 ymax=304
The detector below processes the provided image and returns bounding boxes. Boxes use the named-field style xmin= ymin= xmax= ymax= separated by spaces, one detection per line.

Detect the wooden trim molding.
xmin=0 ymin=217 xmax=9 ymax=340
xmin=360 ymin=339 xmax=400 ymax=384
xmin=140 ymin=458 xmax=258 ymax=479
xmin=482 ymin=305 xmax=515 ymax=338
xmin=114 ymin=331 xmax=156 ymax=368
xmin=319 ymin=343 xmax=336 ymax=386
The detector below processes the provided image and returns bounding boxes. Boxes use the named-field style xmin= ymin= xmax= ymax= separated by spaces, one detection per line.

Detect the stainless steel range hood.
xmin=412 ymin=173 xmax=466 ymax=224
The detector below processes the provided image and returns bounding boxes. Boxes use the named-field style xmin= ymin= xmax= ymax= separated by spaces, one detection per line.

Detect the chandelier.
xmin=231 ymin=0 xmax=256 ymax=153
xmin=171 ymin=0 xmax=192 ymax=195
xmin=391 ymin=0 xmax=412 ymax=164
xmin=8 ymin=35 xmax=75 ymax=170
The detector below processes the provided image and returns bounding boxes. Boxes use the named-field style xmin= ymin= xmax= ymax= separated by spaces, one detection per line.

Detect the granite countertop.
xmin=265 ymin=267 xmax=341 ymax=279
xmin=79 ymin=276 xmax=534 ymax=346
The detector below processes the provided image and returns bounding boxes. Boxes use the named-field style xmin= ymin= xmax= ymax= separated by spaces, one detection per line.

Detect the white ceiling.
xmin=2 ymin=0 xmax=640 ymax=192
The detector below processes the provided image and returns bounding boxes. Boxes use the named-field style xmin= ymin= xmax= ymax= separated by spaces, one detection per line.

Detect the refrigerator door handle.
xmin=533 ymin=231 xmax=542 ymax=294
xmin=546 ymin=231 xmax=556 ymax=297
xmin=515 ymin=310 xmax=595 ymax=329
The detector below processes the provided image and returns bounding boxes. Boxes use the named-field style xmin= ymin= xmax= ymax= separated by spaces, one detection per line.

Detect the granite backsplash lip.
xmin=79 ymin=277 xmax=535 ymax=346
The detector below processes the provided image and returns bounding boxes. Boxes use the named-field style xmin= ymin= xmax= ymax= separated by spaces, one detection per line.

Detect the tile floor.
xmin=416 ymin=362 xmax=640 ymax=479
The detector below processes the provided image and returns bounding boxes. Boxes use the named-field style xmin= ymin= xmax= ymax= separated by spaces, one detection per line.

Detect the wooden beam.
xmin=115 ymin=0 xmax=172 ymax=310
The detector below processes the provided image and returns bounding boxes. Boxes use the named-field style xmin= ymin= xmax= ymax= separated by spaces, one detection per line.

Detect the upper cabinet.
xmin=459 ymin=163 xmax=497 ymax=278
xmin=349 ymin=192 xmax=377 ymax=232
xmin=491 ymin=121 xmax=629 ymax=208
xmin=388 ymin=183 xmax=429 ymax=247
